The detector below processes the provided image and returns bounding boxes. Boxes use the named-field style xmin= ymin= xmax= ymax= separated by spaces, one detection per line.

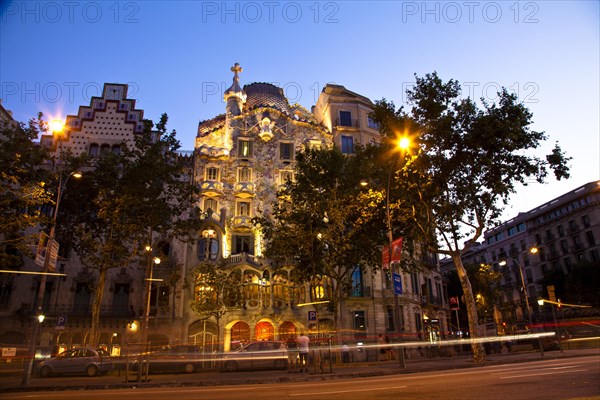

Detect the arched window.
xmin=279 ymin=321 xmax=296 ymax=340
xmin=351 ymin=266 xmax=363 ymax=297
xmin=231 ymin=321 xmax=250 ymax=345
xmin=198 ymin=228 xmax=219 ymax=261
xmin=254 ymin=321 xmax=274 ymax=341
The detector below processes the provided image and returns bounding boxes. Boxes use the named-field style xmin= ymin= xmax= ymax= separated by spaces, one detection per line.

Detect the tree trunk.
xmin=89 ymin=266 xmax=107 ymax=348
xmin=334 ymin=280 xmax=342 ymax=344
xmin=452 ymin=254 xmax=486 ymax=363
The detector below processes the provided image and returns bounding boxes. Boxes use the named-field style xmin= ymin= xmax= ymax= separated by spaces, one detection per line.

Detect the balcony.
xmin=199 ymin=180 xmax=224 ymax=196
xmin=335 ymin=118 xmax=359 ymax=129
xmin=232 ymin=215 xmax=253 ymax=230
xmin=201 ymin=208 xmax=221 ymax=222
xmin=234 ymin=182 xmax=255 ymax=198
xmin=228 ymin=252 xmax=258 ymax=266
xmin=347 ymin=286 xmax=372 ymax=298
xmin=18 ymin=303 xmax=135 ymax=317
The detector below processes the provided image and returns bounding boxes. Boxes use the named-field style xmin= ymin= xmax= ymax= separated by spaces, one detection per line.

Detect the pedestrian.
xmin=286 ymin=336 xmax=298 ymax=372
xmin=341 ymin=343 xmax=350 ymax=364
xmin=384 ymin=335 xmax=393 ymax=361
xmin=296 ymin=332 xmax=310 ymax=372
xmin=377 ymin=334 xmax=386 ymax=361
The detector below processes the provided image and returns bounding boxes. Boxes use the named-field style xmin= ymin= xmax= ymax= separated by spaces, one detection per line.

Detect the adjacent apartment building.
xmin=441 ymin=181 xmax=600 ymax=333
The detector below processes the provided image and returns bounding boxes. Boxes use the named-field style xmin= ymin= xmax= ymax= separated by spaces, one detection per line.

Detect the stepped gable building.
xmin=0 ymin=83 xmax=153 ymax=355
xmin=40 ymin=83 xmax=145 ymax=156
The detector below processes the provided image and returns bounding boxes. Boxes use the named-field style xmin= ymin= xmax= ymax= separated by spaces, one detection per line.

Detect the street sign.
xmin=308 ymin=311 xmax=317 ymax=321
xmin=393 ymin=273 xmax=402 ymax=295
xmin=449 ymin=296 xmax=460 ymax=310
xmin=2 ymin=347 xmax=16 ymax=357
xmin=56 ymin=315 xmax=67 ymax=330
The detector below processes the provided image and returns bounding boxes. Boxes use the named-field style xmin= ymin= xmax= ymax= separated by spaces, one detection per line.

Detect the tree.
xmin=60 ymin=114 xmax=200 ymax=346
xmin=372 ymin=72 xmax=571 ymax=362
xmin=256 ymin=147 xmax=387 ymax=343
xmin=0 ymin=114 xmax=52 ymax=269
xmin=445 ymin=263 xmax=502 ymax=325
xmin=190 ymin=260 xmax=244 ymax=349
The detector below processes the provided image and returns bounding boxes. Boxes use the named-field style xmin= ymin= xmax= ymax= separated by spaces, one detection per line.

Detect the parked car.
xmin=131 ymin=344 xmax=207 ymax=374
xmin=221 ymin=341 xmax=288 ymax=372
xmin=35 ymin=348 xmax=113 ymax=377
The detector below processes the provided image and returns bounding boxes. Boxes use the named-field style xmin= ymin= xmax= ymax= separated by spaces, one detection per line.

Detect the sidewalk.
xmin=1 ymin=347 xmax=598 ymax=394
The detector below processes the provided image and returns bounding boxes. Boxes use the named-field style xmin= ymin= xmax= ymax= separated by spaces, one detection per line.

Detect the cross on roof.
xmin=231 ymin=63 xmax=242 ymax=81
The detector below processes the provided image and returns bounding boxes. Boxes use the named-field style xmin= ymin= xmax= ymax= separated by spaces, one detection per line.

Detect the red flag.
xmin=391 ymin=237 xmax=403 ymax=262
xmin=382 ymin=237 xmax=403 ymax=269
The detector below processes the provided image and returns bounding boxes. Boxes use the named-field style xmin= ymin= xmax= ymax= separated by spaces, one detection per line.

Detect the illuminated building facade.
xmin=182 ymin=64 xmax=448 ymax=352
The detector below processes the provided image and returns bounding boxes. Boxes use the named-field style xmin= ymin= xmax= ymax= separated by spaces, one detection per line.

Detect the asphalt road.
xmin=2 ymin=355 xmax=598 ymax=400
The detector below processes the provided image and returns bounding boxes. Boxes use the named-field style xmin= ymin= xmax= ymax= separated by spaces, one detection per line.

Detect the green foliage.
xmin=256 ymin=147 xmax=386 ymax=286
xmin=371 ymin=72 xmax=571 ymax=362
xmin=445 ymin=263 xmax=503 ymax=319
xmin=57 ymin=113 xmax=201 ymax=345
xmin=384 ymin=72 xmax=571 ymax=250
xmin=0 ymin=114 xmax=52 ymax=267
xmin=61 ymin=113 xmax=199 ymax=266
xmin=189 ymin=260 xmax=244 ymax=320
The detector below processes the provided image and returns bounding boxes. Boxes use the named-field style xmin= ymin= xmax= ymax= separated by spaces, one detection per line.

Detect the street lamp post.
xmin=137 ymin=247 xmax=161 ymax=382
xmin=385 ymin=137 xmax=409 ymax=369
xmin=537 ymin=299 xmax=562 ymax=352
xmin=21 ymin=165 xmax=81 ymax=386
xmin=499 ymin=246 xmax=543 ymax=357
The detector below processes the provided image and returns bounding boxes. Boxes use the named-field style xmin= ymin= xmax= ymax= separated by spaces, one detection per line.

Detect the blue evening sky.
xmin=1 ymin=1 xmax=598 ymax=221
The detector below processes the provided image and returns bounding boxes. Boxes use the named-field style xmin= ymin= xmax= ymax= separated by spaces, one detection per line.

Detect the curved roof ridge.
xmin=243 ymin=82 xmax=291 ymax=114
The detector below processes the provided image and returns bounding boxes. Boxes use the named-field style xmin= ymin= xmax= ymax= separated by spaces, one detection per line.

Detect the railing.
xmin=347 ymin=286 xmax=372 ymax=298
xmin=18 ymin=303 xmax=136 ymax=317
xmin=232 ymin=215 xmax=252 ymax=229
xmin=228 ymin=252 xmax=257 ymax=265
xmin=335 ymin=118 xmax=359 ymax=128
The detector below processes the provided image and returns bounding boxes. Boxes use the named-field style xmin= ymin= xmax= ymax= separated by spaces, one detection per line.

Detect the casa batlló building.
xmin=0 ymin=66 xmax=448 ymax=359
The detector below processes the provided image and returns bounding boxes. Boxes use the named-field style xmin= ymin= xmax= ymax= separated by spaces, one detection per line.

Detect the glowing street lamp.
xmin=49 ymin=119 xmax=64 ymax=133
xmin=385 ymin=136 xmax=411 ymax=369
xmin=137 ymin=247 xmax=162 ymax=382
xmin=398 ymin=137 xmax=410 ymax=151
xmin=21 ymin=136 xmax=81 ymax=386
xmin=499 ymin=246 xmax=538 ymax=329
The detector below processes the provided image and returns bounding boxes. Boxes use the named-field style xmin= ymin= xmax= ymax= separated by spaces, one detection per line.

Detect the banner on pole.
xmin=382 ymin=237 xmax=403 ymax=269
xmin=48 ymin=239 xmax=59 ymax=273
xmin=35 ymin=232 xmax=49 ymax=267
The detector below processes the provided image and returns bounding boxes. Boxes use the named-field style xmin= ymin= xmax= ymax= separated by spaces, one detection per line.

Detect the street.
xmin=2 ymin=355 xmax=598 ymax=400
